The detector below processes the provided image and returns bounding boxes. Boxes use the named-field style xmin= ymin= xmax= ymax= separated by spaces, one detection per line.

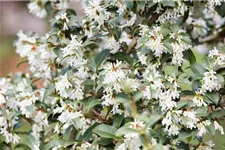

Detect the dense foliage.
xmin=1 ymin=0 xmax=225 ymax=149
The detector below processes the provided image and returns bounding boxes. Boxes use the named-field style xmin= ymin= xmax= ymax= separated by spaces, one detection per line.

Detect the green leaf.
xmin=113 ymin=52 xmax=133 ymax=66
xmin=205 ymin=92 xmax=219 ymax=105
xmin=201 ymin=57 xmax=211 ymax=70
xmin=209 ymin=109 xmax=225 ymax=118
xmin=206 ymin=124 xmax=215 ymax=136
xmin=43 ymin=83 xmax=55 ymax=101
xmin=26 ymin=134 xmax=39 ymax=149
xmin=191 ymin=63 xmax=206 ymax=76
xmin=94 ymin=49 xmax=110 ymax=70
xmin=215 ymin=2 xmax=225 ymax=17
xmin=53 ymin=47 xmax=61 ymax=57
xmin=177 ymin=100 xmax=193 ymax=109
xmin=194 ymin=107 xmax=208 ymax=117
xmin=192 ymin=80 xmax=201 ymax=91
xmin=160 ymin=0 xmax=175 ymax=7
xmin=178 ymin=130 xmax=194 ymax=139
xmin=125 ymin=1 xmax=134 ymax=9
xmin=115 ymin=126 xmax=136 ymax=137
xmin=14 ymin=144 xmax=31 ymax=150
xmin=43 ymin=140 xmax=62 ymax=150
xmin=180 ymin=36 xmax=192 ymax=45
xmin=183 ymin=49 xmax=196 ymax=64
xmin=153 ymin=144 xmax=164 ymax=150
xmin=93 ymin=137 xmax=113 ymax=146
xmin=93 ymin=124 xmax=117 ymax=139
xmin=82 ymin=123 xmax=99 ymax=141
xmin=63 ymin=126 xmax=76 ymax=141
xmin=14 ymin=117 xmax=24 ymax=129
xmin=163 ymin=42 xmax=173 ymax=53
xmin=176 ymin=141 xmax=189 ymax=150
xmin=136 ymin=0 xmax=145 ymax=9
xmin=83 ymin=98 xmax=101 ymax=111
xmin=113 ymin=114 xmax=124 ymax=128
xmin=72 ymin=117 xmax=81 ymax=130
xmin=0 ymin=143 xmax=8 ymax=150
xmin=83 ymin=79 xmax=95 ymax=86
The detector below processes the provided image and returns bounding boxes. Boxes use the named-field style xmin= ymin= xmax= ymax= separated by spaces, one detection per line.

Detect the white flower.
xmin=186 ymin=18 xmax=208 ymax=39
xmin=197 ymin=122 xmax=208 ymax=137
xmin=171 ymin=42 xmax=185 ymax=66
xmin=116 ymin=143 xmax=127 ymax=150
xmin=196 ymin=140 xmax=215 ymax=150
xmin=162 ymin=111 xmax=173 ymax=126
xmin=167 ymin=124 xmax=180 ymax=136
xmin=55 ymin=74 xmax=72 ymax=98
xmin=55 ymin=13 xmax=69 ymax=30
xmin=33 ymin=145 xmax=40 ymax=150
xmin=208 ymin=0 xmax=224 ymax=8
xmin=34 ymin=111 xmax=48 ymax=127
xmin=120 ymin=12 xmax=137 ymax=28
xmin=84 ymin=0 xmax=110 ymax=28
xmin=214 ymin=121 xmax=224 ymax=134
xmin=55 ymin=12 xmax=69 ymax=23
xmin=202 ymin=70 xmax=222 ymax=92
xmin=124 ymin=132 xmax=143 ymax=150
xmin=61 ymin=35 xmax=86 ymax=67
xmin=209 ymin=47 xmax=225 ymax=66
xmin=137 ymin=52 xmax=147 ymax=65
xmin=102 ymin=90 xmax=123 ymax=114
xmin=104 ymin=36 xmax=120 ymax=54
xmin=158 ymin=91 xmax=177 ymax=111
xmin=0 ymin=78 xmax=9 ymax=105
xmin=130 ymin=119 xmax=145 ymax=129
xmin=137 ymin=25 xmax=167 ymax=57
xmin=103 ymin=61 xmax=126 ymax=85
xmin=193 ymin=91 xmax=207 ymax=107
xmin=27 ymin=1 xmax=47 ymax=18
xmin=58 ymin=110 xmax=82 ymax=124
xmin=119 ymin=31 xmax=133 ymax=45
xmin=157 ymin=2 xmax=187 ymax=23
xmin=183 ymin=111 xmax=199 ymax=129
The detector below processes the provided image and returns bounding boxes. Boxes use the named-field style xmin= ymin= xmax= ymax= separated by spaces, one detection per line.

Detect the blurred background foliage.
xmin=0 ymin=1 xmax=224 ymax=150
xmin=0 ymin=1 xmax=83 ymax=77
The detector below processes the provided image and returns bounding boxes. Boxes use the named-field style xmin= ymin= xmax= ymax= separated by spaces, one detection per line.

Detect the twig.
xmin=148 ymin=13 xmax=160 ymax=26
xmin=127 ymin=37 xmax=137 ymax=54
xmin=199 ymin=27 xmax=225 ymax=43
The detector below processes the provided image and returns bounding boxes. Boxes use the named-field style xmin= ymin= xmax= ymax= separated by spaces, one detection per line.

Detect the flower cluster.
xmin=1 ymin=0 xmax=225 ymax=150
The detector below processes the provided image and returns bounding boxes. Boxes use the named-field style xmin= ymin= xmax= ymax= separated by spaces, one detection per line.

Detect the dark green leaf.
xmin=194 ymin=107 xmax=208 ymax=117
xmin=115 ymin=126 xmax=136 ymax=137
xmin=113 ymin=52 xmax=133 ymax=66
xmin=94 ymin=49 xmax=110 ymax=70
xmin=82 ymin=123 xmax=99 ymax=141
xmin=93 ymin=124 xmax=117 ymax=139
xmin=93 ymin=137 xmax=113 ymax=146
xmin=205 ymin=92 xmax=219 ymax=105
xmin=191 ymin=63 xmax=206 ymax=76
xmin=113 ymin=114 xmax=124 ymax=128
xmin=43 ymin=83 xmax=55 ymax=100
xmin=43 ymin=140 xmax=62 ymax=150
xmin=14 ymin=144 xmax=31 ymax=150
xmin=26 ymin=134 xmax=39 ymax=149
xmin=183 ymin=49 xmax=196 ymax=64
xmin=125 ymin=1 xmax=134 ymax=9
xmin=215 ymin=2 xmax=225 ymax=17
xmin=209 ymin=109 xmax=225 ymax=118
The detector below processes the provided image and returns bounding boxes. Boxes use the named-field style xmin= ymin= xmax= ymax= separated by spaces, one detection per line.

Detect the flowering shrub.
xmin=1 ymin=0 xmax=225 ymax=149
